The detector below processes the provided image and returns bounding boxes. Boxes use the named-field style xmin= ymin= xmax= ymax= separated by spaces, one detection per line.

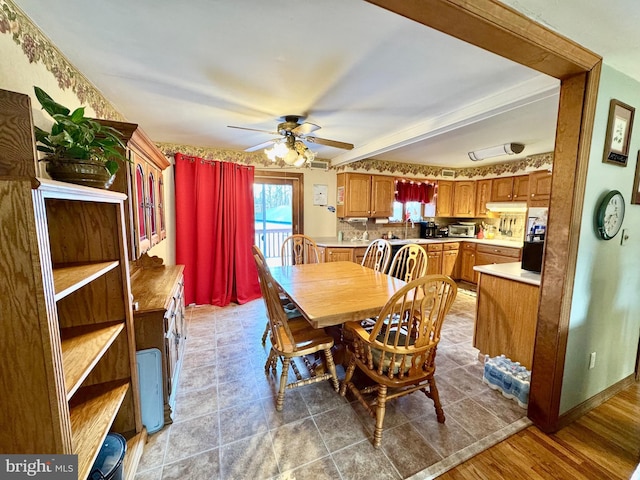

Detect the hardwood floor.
xmin=439 ymin=381 xmax=640 ymax=479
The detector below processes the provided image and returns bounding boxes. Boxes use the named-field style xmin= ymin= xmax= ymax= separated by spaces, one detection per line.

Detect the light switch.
xmin=621 ymin=229 xmax=630 ymax=246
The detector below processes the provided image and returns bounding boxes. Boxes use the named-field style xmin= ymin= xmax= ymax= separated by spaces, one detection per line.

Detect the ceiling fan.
xmin=228 ymin=115 xmax=355 ymax=153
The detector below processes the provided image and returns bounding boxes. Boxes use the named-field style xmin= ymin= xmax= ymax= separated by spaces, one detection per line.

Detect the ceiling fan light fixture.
xmin=468 ymin=143 xmax=525 ymax=161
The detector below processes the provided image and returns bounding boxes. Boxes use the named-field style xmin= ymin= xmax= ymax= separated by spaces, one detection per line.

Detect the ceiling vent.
xmin=441 ymin=169 xmax=455 ymax=178
xmin=309 ymin=160 xmax=329 ymax=170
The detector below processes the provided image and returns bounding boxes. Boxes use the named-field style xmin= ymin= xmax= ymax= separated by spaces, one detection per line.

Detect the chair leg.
xmin=340 ymin=357 xmax=357 ymax=396
xmin=323 ymin=348 xmax=339 ymax=392
xmin=427 ymin=376 xmax=446 ymax=423
xmin=261 ymin=321 xmax=269 ymax=346
xmin=373 ymin=385 xmax=387 ymax=448
xmin=264 ymin=348 xmax=276 ymax=374
xmin=276 ymin=357 xmax=291 ymax=411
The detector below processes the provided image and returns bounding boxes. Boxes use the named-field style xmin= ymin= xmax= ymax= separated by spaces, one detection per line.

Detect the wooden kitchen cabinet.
xmin=452 ymin=181 xmax=476 ymax=217
xmin=460 ymin=242 xmax=478 ymax=283
xmin=491 ymin=177 xmax=514 ymax=202
xmin=512 ymin=175 xmax=530 ymax=201
xmin=442 ymin=242 xmax=460 ymax=277
xmin=436 ymin=180 xmax=454 ymax=217
xmin=475 ymin=179 xmax=492 ymax=217
xmin=474 ymin=272 xmax=539 ymax=369
xmin=131 ymin=257 xmax=186 ymax=424
xmin=491 ymin=175 xmax=529 ymax=202
xmin=424 ymin=243 xmax=443 ymax=275
xmin=97 ymin=120 xmax=171 ymax=260
xmin=320 ymin=246 xmax=355 ymax=262
xmin=529 ymin=170 xmax=552 ymax=207
xmin=475 ymin=243 xmax=521 ymax=266
xmin=336 ymin=173 xmax=394 ymax=218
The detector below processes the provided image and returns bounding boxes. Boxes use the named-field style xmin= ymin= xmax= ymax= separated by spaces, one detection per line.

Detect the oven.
xmin=448 ymin=224 xmax=476 ymax=238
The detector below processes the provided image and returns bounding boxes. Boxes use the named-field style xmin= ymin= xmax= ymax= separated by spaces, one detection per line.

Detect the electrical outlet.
xmin=589 ymin=352 xmax=596 ymax=369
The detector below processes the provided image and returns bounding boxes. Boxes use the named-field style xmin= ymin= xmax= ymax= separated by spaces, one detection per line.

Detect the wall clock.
xmin=595 ymin=190 xmax=625 ymax=240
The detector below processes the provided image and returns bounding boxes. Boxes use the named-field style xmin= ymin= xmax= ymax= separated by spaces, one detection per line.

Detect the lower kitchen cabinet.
xmin=460 ymin=242 xmax=478 ymax=283
xmin=475 ymin=243 xmax=521 ymax=266
xmin=442 ymin=242 xmax=459 ymax=277
xmin=425 ymin=244 xmax=443 ymax=275
xmin=319 ymin=246 xmax=355 ymax=262
xmin=131 ymin=256 xmax=186 ymax=424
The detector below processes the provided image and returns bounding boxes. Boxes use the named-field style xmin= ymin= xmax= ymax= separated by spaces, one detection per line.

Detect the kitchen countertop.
xmin=314 ymin=237 xmax=523 ymax=249
xmin=473 ymin=261 xmax=541 ymax=286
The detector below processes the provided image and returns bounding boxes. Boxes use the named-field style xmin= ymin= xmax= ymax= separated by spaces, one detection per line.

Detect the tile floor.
xmin=134 ymin=288 xmax=528 ymax=480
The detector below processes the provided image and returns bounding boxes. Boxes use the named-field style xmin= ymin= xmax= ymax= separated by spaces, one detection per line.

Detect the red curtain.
xmin=174 ymin=153 xmax=261 ymax=306
xmin=395 ymin=180 xmax=435 ymax=203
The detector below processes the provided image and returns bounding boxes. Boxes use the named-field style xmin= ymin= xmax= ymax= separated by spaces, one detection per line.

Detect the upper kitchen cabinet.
xmin=491 ymin=175 xmax=529 ymax=202
xmin=336 ymin=173 xmax=394 ymax=218
xmin=452 ymin=181 xmax=476 ymax=217
xmin=97 ymin=120 xmax=171 ymax=259
xmin=528 ymin=170 xmax=552 ymax=207
xmin=475 ymin=179 xmax=492 ymax=217
xmin=512 ymin=175 xmax=530 ymax=201
xmin=435 ymin=180 xmax=454 ymax=217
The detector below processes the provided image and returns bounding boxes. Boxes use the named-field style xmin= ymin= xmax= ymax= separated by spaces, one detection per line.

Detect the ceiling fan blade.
xmin=228 ymin=125 xmax=280 ymax=136
xmin=245 ymin=139 xmax=278 ymax=152
xmin=292 ymin=122 xmax=321 ymax=136
xmin=304 ymin=136 xmax=354 ymax=150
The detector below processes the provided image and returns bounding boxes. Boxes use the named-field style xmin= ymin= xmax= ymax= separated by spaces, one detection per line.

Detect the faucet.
xmin=404 ymin=217 xmax=414 ymax=239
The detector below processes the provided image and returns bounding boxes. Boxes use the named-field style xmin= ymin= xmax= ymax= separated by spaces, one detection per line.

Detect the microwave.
xmin=448 ymin=224 xmax=476 ymax=238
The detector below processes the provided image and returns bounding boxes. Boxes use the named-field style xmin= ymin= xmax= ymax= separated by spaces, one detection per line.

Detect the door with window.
xmin=254 ymin=171 xmax=303 ymax=266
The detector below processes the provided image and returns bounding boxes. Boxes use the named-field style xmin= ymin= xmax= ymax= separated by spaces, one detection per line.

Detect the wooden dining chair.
xmin=280 ymin=234 xmax=320 ymax=266
xmin=361 ymin=239 xmax=392 ymax=272
xmin=252 ymin=246 xmax=339 ymax=411
xmin=340 ymin=274 xmax=457 ymax=447
xmin=253 ymin=245 xmax=301 ymax=345
xmin=388 ymin=243 xmax=428 ymax=282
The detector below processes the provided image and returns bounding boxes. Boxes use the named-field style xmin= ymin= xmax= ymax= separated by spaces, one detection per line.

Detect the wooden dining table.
xmin=269 ymin=261 xmax=406 ymax=329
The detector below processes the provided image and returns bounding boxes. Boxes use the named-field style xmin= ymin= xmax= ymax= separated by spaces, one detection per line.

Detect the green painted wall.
xmin=561 ymin=64 xmax=640 ymax=413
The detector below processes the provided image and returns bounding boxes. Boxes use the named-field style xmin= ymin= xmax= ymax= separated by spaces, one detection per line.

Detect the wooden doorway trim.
xmin=254 ymin=170 xmax=305 ymax=234
xmin=365 ymin=0 xmax=602 ymax=432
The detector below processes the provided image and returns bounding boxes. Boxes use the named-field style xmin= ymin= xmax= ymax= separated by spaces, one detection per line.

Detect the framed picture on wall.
xmin=632 ymin=151 xmax=640 ymax=204
xmin=603 ymin=99 xmax=635 ymax=167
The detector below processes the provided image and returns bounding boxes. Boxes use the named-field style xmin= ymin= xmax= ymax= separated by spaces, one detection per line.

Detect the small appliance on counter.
xmin=521 ymin=206 xmax=548 ymax=273
xmin=521 ymin=236 xmax=545 ymax=273
xmin=447 ymin=224 xmax=475 ymax=238
xmin=438 ymin=226 xmax=449 ymax=238
xmin=420 ymin=221 xmax=439 ymax=238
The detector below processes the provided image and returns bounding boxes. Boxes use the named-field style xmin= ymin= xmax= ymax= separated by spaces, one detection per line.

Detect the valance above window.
xmin=395 ymin=180 xmax=435 ymax=204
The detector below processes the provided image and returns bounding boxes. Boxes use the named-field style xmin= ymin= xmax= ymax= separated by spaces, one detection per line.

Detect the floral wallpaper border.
xmin=158 ymin=142 xmax=553 ymax=179
xmin=1 ymin=0 xmax=124 ymax=120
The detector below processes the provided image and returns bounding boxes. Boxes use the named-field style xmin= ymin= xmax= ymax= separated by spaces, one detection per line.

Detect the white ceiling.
xmin=12 ymin=1 xmax=639 ymax=169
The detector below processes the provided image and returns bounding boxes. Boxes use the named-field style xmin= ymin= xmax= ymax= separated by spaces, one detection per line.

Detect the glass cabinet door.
xmin=135 ymin=163 xmax=151 ymax=254
xmin=148 ymin=170 xmax=157 ymax=241
xmin=158 ymin=173 xmax=166 ymax=241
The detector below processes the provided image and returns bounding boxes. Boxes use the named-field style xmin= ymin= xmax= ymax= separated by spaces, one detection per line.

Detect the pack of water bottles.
xmin=482 ymin=354 xmax=531 ymax=408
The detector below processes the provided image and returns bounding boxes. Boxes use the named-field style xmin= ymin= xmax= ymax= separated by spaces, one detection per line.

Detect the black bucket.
xmin=88 ymin=433 xmax=127 ymax=480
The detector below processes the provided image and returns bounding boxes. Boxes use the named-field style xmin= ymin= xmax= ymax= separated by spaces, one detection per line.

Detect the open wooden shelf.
xmin=123 ymin=428 xmax=148 ymax=480
xmin=61 ymin=322 xmax=125 ymax=399
xmin=69 ymin=380 xmax=129 ymax=480
xmin=53 ymin=261 xmax=119 ymax=301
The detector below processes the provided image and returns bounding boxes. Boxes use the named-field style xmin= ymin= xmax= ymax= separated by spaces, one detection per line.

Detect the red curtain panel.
xmin=394 ymin=180 xmax=435 ymax=203
xmin=174 ymin=153 xmax=261 ymax=306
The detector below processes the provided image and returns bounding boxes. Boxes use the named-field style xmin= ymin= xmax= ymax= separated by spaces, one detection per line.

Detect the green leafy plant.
xmin=33 ymin=86 xmax=126 ymax=176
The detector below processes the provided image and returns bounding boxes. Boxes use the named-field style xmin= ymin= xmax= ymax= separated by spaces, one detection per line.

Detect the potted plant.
xmin=33 ymin=86 xmax=127 ymax=189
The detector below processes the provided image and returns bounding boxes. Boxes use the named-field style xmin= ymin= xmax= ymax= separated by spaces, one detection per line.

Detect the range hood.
xmin=485 ymin=202 xmax=528 ymax=212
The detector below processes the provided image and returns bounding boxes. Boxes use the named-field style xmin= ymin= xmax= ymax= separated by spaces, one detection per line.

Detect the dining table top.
xmin=269 ymin=261 xmax=406 ymax=329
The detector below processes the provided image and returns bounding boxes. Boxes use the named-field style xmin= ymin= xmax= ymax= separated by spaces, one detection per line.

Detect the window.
xmin=390 ymin=201 xmax=422 ymax=222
